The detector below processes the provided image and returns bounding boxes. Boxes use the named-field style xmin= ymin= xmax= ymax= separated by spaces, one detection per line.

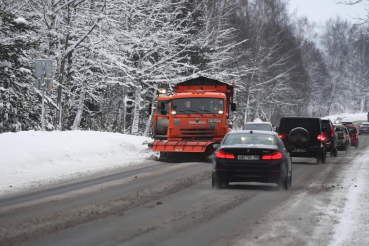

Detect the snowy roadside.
xmin=322 ymin=112 xmax=368 ymax=123
xmin=0 ymin=131 xmax=154 ymax=197
xmin=328 ymin=148 xmax=369 ymax=245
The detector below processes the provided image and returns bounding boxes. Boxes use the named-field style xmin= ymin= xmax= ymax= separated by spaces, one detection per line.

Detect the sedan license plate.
xmin=292 ymin=149 xmax=306 ymax=152
xmin=238 ymin=155 xmax=259 ymax=160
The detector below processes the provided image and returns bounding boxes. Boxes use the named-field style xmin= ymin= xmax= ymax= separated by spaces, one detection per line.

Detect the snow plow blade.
xmin=153 ymin=140 xmax=214 ymax=153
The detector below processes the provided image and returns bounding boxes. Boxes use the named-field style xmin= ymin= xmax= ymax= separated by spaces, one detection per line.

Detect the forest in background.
xmin=1 ymin=0 xmax=369 ymax=134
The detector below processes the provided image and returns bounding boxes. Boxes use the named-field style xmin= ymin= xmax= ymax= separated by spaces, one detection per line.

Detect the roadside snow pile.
xmin=0 ymin=131 xmax=152 ymax=196
xmin=322 ymin=112 xmax=368 ymax=123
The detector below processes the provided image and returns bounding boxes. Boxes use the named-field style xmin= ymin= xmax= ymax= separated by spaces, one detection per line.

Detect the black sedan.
xmin=212 ymin=130 xmax=292 ymax=190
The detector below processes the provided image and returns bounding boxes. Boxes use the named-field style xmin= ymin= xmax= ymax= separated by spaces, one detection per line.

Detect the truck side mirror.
xmin=231 ymin=103 xmax=236 ymax=111
xmin=148 ymin=103 xmax=152 ymax=115
xmin=275 ymin=126 xmax=279 ymax=133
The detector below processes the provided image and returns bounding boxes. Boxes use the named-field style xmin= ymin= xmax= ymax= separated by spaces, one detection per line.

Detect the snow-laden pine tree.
xmin=0 ymin=7 xmax=42 ymax=132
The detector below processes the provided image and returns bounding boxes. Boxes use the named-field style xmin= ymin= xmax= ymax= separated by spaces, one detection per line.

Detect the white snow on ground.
xmin=328 ymin=146 xmax=369 ymax=246
xmin=0 ymin=131 xmax=153 ymax=197
xmin=322 ymin=112 xmax=368 ymax=123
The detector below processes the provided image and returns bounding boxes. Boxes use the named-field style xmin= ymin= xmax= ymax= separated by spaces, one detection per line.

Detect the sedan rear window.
xmin=244 ymin=124 xmax=272 ymax=131
xmin=224 ymin=133 xmax=276 ymax=146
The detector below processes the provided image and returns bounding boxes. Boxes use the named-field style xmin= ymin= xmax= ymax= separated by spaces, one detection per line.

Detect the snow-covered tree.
xmin=0 ymin=7 xmax=42 ymax=132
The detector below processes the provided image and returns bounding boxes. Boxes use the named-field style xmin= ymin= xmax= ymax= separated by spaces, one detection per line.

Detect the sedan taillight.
xmin=216 ymin=150 xmax=236 ymax=159
xmin=262 ymin=152 xmax=283 ymax=160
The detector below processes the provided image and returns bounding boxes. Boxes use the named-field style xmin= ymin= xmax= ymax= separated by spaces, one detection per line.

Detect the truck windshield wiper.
xmin=183 ymin=110 xmax=203 ymax=116
xmin=199 ymin=109 xmax=216 ymax=116
xmin=176 ymin=110 xmax=191 ymax=116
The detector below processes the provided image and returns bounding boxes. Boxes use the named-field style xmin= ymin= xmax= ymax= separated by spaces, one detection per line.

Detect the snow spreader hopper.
xmin=152 ymin=76 xmax=236 ymax=159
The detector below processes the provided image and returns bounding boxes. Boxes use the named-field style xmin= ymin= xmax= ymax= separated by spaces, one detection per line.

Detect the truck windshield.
xmin=172 ymin=98 xmax=224 ymax=114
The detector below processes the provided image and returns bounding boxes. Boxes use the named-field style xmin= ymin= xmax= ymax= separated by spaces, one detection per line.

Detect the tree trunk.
xmin=62 ymin=5 xmax=73 ymax=130
xmin=143 ymin=95 xmax=157 ymax=137
xmin=123 ymin=85 xmax=127 ymax=133
xmin=71 ymin=78 xmax=86 ymax=130
xmin=131 ymin=85 xmax=142 ymax=135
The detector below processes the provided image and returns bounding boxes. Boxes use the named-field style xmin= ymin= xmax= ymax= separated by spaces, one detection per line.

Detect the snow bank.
xmin=0 ymin=131 xmax=152 ymax=196
xmin=322 ymin=112 xmax=368 ymax=123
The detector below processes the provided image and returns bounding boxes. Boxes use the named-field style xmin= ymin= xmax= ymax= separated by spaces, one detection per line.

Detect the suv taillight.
xmin=216 ymin=150 xmax=235 ymax=159
xmin=262 ymin=152 xmax=283 ymax=160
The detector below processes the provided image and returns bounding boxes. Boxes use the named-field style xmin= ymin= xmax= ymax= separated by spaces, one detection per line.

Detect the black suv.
xmin=278 ymin=117 xmax=327 ymax=164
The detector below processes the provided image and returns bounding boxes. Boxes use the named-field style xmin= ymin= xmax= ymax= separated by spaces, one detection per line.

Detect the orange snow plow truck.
xmin=152 ymin=76 xmax=236 ymax=159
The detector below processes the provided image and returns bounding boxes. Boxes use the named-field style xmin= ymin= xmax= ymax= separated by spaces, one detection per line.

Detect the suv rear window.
xmin=280 ymin=118 xmax=318 ymax=134
xmin=321 ymin=121 xmax=330 ymax=131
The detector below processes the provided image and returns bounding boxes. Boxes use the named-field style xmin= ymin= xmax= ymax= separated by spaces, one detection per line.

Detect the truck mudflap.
xmin=153 ymin=140 xmax=214 ymax=153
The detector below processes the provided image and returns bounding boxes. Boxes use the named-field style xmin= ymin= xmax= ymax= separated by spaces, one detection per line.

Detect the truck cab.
xmin=168 ymin=92 xmax=229 ymax=141
xmin=152 ymin=76 xmax=236 ymax=155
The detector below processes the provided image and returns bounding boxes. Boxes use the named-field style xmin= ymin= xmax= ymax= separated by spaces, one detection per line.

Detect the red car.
xmin=345 ymin=125 xmax=359 ymax=149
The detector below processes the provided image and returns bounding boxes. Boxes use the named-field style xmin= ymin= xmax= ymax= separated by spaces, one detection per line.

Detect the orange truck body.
xmin=152 ymin=76 xmax=235 ymax=154
xmin=152 ymin=95 xmax=170 ymax=140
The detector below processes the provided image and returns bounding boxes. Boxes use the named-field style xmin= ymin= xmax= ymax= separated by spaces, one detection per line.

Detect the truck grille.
xmin=180 ymin=129 xmax=215 ymax=136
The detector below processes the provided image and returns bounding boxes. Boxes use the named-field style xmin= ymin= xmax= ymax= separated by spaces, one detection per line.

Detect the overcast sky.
xmin=288 ymin=0 xmax=368 ymax=25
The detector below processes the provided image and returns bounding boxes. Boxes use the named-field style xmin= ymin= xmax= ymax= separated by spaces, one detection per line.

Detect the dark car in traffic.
xmin=278 ymin=117 xmax=328 ymax=164
xmin=359 ymin=122 xmax=369 ymax=134
xmin=334 ymin=124 xmax=351 ymax=153
xmin=212 ymin=130 xmax=292 ymax=190
xmin=243 ymin=122 xmax=273 ymax=131
xmin=346 ymin=125 xmax=359 ymax=149
xmin=321 ymin=119 xmax=338 ymax=157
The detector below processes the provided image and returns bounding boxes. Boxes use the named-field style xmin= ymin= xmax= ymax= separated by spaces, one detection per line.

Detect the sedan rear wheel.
xmin=278 ymin=174 xmax=290 ymax=191
xmin=212 ymin=173 xmax=223 ymax=189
